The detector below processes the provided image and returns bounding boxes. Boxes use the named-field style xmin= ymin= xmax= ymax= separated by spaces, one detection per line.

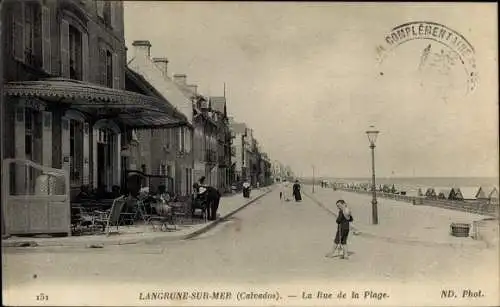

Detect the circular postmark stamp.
xmin=376 ymin=21 xmax=478 ymax=95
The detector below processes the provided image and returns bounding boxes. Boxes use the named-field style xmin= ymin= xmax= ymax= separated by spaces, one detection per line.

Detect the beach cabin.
xmin=476 ymin=186 xmax=498 ymax=201
xmin=458 ymin=187 xmax=479 ymax=201
xmin=437 ymin=188 xmax=453 ymax=200
xmin=451 ymin=188 xmax=464 ymax=200
xmin=489 ymin=187 xmax=499 ymax=204
xmin=425 ymin=188 xmax=437 ymax=198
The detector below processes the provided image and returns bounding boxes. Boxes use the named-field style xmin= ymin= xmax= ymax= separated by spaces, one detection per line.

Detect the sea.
xmin=315 ymin=177 xmax=499 ymax=191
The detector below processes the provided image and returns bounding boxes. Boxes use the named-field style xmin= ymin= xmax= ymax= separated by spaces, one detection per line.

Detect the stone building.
xmin=1 ymin=0 xmax=184 ymax=199
xmin=127 ymin=41 xmax=194 ymax=197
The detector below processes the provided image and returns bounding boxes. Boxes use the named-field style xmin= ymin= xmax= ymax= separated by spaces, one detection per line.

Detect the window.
xmin=98 ymin=46 xmax=114 ymax=87
xmin=69 ymin=26 xmax=82 ymax=80
xmin=23 ymin=3 xmax=41 ymax=66
xmin=103 ymin=1 xmax=112 ymax=26
xmin=106 ymin=50 xmax=113 ymax=87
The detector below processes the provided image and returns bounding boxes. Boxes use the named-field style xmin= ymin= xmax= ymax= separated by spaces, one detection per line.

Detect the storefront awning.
xmin=3 ymin=78 xmax=189 ymax=128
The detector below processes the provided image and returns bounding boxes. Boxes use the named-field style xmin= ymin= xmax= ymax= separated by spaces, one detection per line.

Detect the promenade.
xmin=304 ymin=185 xmax=497 ymax=248
xmin=2 ymin=187 xmax=273 ymax=248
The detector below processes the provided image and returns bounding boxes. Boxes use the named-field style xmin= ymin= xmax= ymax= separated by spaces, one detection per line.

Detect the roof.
xmin=4 ymin=78 xmax=188 ymax=128
xmin=458 ymin=187 xmax=479 ymax=199
xmin=210 ymin=96 xmax=226 ymax=114
xmin=437 ymin=188 xmax=452 ymax=196
xmin=127 ymin=56 xmax=193 ymax=124
xmin=230 ymin=122 xmax=247 ymax=134
xmin=477 ymin=186 xmax=499 ymax=198
xmin=125 ymin=67 xmax=187 ymax=122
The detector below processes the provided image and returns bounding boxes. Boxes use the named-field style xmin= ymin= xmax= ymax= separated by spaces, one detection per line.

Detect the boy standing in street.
xmin=326 ymin=199 xmax=353 ymax=259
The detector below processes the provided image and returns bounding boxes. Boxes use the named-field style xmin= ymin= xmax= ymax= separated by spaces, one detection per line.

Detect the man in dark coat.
xmin=194 ymin=180 xmax=221 ymax=221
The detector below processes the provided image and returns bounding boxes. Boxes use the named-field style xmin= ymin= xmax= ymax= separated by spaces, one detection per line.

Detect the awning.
xmin=4 ymin=78 xmax=189 ymax=128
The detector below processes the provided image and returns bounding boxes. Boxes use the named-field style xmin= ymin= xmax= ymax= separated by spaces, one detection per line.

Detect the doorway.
xmin=96 ymin=128 xmax=114 ymax=191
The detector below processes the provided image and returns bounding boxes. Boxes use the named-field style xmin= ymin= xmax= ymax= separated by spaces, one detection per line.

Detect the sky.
xmin=124 ymin=2 xmax=498 ymax=179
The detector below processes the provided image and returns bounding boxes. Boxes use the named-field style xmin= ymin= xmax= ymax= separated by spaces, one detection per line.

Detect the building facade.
xmin=127 ymin=40 xmax=194 ymax=197
xmin=2 ymin=0 xmax=184 ymax=200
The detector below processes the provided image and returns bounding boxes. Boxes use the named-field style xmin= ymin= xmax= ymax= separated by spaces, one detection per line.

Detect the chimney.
xmin=186 ymin=84 xmax=198 ymax=95
xmin=152 ymin=57 xmax=169 ymax=76
xmin=173 ymin=74 xmax=187 ymax=86
xmin=132 ymin=40 xmax=152 ymax=59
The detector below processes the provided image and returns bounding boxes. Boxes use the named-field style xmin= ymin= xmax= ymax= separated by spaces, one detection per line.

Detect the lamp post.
xmin=312 ymin=165 xmax=315 ymax=193
xmin=366 ymin=126 xmax=380 ymax=225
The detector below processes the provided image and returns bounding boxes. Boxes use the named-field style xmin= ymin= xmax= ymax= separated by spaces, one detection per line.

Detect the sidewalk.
xmin=304 ymin=185 xmax=495 ymax=249
xmin=2 ymin=187 xmax=273 ymax=248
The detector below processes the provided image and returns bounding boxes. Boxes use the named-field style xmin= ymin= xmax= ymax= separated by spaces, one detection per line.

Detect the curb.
xmin=304 ymin=191 xmax=488 ymax=249
xmin=183 ymin=188 xmax=272 ymax=240
xmin=2 ymin=189 xmax=273 ymax=248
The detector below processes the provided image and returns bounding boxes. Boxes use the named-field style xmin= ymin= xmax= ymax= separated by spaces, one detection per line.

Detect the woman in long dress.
xmin=293 ymin=180 xmax=302 ymax=202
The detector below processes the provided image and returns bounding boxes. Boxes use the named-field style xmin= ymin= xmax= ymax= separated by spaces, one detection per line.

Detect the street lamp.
xmin=366 ymin=126 xmax=380 ymax=225
xmin=312 ymin=165 xmax=315 ymax=193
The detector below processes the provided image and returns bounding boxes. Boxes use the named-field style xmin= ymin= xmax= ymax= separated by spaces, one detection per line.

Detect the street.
xmin=3 ymin=189 xmax=497 ymax=290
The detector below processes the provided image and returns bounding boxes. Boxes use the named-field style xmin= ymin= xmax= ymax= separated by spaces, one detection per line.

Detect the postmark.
xmin=376 ymin=21 xmax=478 ymax=95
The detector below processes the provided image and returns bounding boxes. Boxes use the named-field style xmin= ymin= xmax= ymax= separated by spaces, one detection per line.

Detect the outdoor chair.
xmin=91 ymin=196 xmax=129 ymax=235
xmin=148 ymin=202 xmax=176 ymax=232
xmin=191 ymin=197 xmax=208 ymax=222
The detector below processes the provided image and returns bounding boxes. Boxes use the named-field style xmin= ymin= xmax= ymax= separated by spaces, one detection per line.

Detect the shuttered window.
xmin=12 ymin=2 xmax=25 ymax=62
xmin=60 ymin=19 xmax=70 ymax=77
xmin=98 ymin=47 xmax=106 ymax=85
xmin=81 ymin=32 xmax=89 ymax=81
xmin=41 ymin=6 xmax=51 ymax=73
xmin=105 ymin=50 xmax=113 ymax=87
xmin=96 ymin=0 xmax=104 ymax=18
xmin=110 ymin=1 xmax=117 ymax=29
xmin=69 ymin=26 xmax=82 ymax=80
xmin=112 ymin=52 xmax=120 ymax=89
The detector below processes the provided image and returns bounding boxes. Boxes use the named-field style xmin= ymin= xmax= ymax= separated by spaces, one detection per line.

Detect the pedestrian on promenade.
xmin=282 ymin=179 xmax=290 ymax=201
xmin=293 ymin=180 xmax=302 ymax=202
xmin=326 ymin=199 xmax=353 ymax=259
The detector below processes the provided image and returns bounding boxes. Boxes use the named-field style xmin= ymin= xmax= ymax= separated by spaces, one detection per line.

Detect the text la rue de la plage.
xmin=137 ymin=290 xmax=390 ymax=302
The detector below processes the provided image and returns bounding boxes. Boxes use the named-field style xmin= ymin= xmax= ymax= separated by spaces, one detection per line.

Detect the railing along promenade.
xmin=337 ymin=187 xmax=499 ymax=217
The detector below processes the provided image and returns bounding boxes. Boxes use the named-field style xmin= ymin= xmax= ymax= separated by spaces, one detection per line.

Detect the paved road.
xmin=3 ymin=189 xmax=498 ymax=305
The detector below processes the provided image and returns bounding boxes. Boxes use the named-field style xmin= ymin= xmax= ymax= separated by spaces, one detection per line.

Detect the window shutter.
xmin=96 ymin=0 xmax=104 ymax=18
xmin=178 ymin=129 xmax=182 ymax=152
xmin=12 ymin=2 xmax=25 ymax=62
xmin=81 ymin=32 xmax=89 ymax=81
xmin=60 ymin=19 xmax=70 ymax=78
xmin=41 ymin=5 xmax=51 ymax=73
xmin=110 ymin=1 xmax=117 ymax=29
xmin=98 ymin=48 xmax=106 ymax=85
xmin=112 ymin=52 xmax=120 ymax=89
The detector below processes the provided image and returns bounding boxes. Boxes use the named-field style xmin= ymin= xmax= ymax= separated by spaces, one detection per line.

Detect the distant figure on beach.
xmin=293 ymin=180 xmax=302 ymax=202
xmin=326 ymin=199 xmax=353 ymax=259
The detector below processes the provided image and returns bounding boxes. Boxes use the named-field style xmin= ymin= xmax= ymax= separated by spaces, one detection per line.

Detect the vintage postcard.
xmin=1 ymin=1 xmax=498 ymax=306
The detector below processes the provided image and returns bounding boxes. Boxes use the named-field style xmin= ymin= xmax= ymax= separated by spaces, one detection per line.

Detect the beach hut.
xmin=451 ymin=188 xmax=464 ymax=200
xmin=476 ymin=186 xmax=498 ymax=201
xmin=437 ymin=188 xmax=453 ymax=200
xmin=425 ymin=188 xmax=436 ymax=198
xmin=489 ymin=187 xmax=499 ymax=204
xmin=458 ymin=187 xmax=479 ymax=201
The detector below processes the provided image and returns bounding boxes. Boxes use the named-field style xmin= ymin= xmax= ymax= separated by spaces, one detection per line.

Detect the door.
xmin=97 ymin=143 xmax=106 ymax=188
